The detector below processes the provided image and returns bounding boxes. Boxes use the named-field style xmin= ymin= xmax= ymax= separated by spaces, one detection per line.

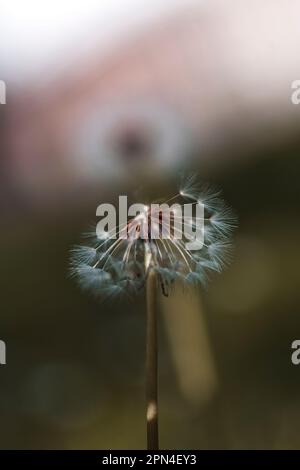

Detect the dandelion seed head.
xmin=69 ymin=174 xmax=237 ymax=298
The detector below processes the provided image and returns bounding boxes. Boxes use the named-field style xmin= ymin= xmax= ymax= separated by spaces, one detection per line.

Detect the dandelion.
xmin=69 ymin=175 xmax=237 ymax=449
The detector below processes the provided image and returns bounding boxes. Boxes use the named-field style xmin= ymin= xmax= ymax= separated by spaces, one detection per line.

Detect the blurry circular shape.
xmin=71 ymin=100 xmax=194 ymax=181
xmin=22 ymin=363 xmax=103 ymax=429
xmin=208 ymin=236 xmax=277 ymax=315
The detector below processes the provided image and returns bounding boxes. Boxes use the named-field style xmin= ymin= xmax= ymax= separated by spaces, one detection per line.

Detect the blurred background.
xmin=1 ymin=0 xmax=300 ymax=449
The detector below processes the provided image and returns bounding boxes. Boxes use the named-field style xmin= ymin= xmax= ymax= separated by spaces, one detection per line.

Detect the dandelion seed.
xmin=70 ymin=175 xmax=237 ymax=299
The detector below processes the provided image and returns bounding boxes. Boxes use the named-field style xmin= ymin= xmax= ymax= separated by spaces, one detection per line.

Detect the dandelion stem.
xmin=145 ymin=269 xmax=159 ymax=450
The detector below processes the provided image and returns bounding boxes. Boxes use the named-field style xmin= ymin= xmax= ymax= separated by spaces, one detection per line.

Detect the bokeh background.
xmin=1 ymin=0 xmax=300 ymax=449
